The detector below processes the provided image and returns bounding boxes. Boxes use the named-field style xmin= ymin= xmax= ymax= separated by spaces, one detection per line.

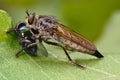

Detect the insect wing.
xmin=52 ymin=23 xmax=96 ymax=51
xmin=25 ymin=45 xmax=37 ymax=56
xmin=37 ymin=42 xmax=48 ymax=57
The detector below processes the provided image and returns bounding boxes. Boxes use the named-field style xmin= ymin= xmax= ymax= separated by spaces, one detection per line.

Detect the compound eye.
xmin=16 ymin=22 xmax=29 ymax=32
xmin=27 ymin=13 xmax=35 ymax=24
xmin=19 ymin=25 xmax=29 ymax=32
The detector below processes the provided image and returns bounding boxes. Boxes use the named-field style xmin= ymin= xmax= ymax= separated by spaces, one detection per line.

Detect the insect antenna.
xmin=26 ymin=10 xmax=30 ymax=16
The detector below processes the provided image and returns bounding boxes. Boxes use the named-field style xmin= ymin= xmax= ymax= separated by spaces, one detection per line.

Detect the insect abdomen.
xmin=56 ymin=35 xmax=103 ymax=58
xmin=53 ymin=34 xmax=95 ymax=54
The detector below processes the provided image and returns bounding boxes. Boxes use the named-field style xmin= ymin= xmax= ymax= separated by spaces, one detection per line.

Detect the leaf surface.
xmin=0 ymin=10 xmax=120 ymax=80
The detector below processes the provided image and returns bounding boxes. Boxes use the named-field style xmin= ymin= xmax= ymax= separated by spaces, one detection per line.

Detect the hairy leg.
xmin=44 ymin=40 xmax=85 ymax=68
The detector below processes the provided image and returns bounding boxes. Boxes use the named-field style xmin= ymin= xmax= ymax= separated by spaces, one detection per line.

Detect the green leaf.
xmin=0 ymin=10 xmax=120 ymax=80
xmin=0 ymin=9 xmax=11 ymax=42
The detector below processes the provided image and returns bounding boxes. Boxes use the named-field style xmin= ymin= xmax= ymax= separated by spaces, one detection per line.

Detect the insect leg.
xmin=16 ymin=42 xmax=37 ymax=57
xmin=6 ymin=29 xmax=15 ymax=34
xmin=44 ymin=40 xmax=85 ymax=68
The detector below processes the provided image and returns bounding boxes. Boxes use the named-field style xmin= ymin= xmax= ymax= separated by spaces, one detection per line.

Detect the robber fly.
xmin=7 ymin=11 xmax=104 ymax=68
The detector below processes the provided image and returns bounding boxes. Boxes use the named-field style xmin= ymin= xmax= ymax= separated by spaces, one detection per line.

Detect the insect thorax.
xmin=26 ymin=15 xmax=58 ymax=40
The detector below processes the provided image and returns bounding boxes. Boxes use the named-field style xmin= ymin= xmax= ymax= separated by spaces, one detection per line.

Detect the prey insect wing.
xmin=37 ymin=42 xmax=48 ymax=57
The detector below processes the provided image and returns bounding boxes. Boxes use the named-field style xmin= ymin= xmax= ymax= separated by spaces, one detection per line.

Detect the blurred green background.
xmin=1 ymin=0 xmax=120 ymax=41
xmin=0 ymin=0 xmax=120 ymax=80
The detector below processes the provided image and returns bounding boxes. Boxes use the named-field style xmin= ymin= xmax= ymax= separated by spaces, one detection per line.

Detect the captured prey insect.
xmin=7 ymin=11 xmax=104 ymax=68
xmin=6 ymin=22 xmax=48 ymax=57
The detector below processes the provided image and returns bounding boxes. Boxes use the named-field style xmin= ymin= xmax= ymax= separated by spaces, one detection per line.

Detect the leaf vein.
xmin=0 ymin=72 xmax=8 ymax=80
xmin=26 ymin=54 xmax=52 ymax=80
